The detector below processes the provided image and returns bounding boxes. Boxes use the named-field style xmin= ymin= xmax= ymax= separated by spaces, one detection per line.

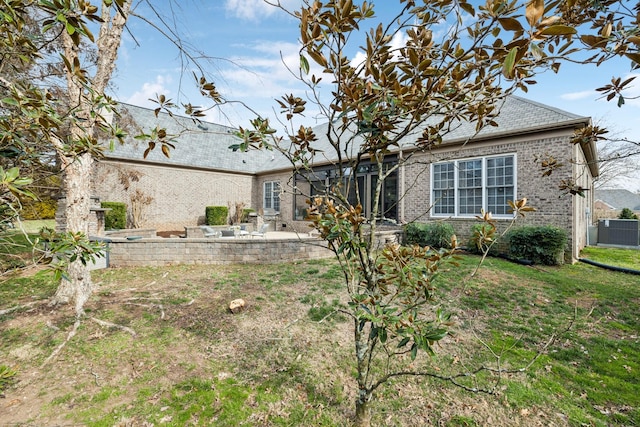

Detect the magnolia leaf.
xmin=580 ymin=34 xmax=607 ymax=48
xmin=499 ymin=17 xmax=523 ymax=32
xmin=300 ymin=55 xmax=310 ymax=75
xmin=459 ymin=1 xmax=475 ymax=16
xmin=397 ymin=336 xmax=410 ymax=348
xmin=530 ymin=42 xmax=544 ymax=60
xmin=539 ymin=25 xmax=577 ymax=36
xmin=5 ymin=167 xmax=20 ymax=182
xmin=624 ymin=52 xmax=640 ymax=65
xmin=525 ymin=0 xmax=544 ymax=27
xmin=502 ymin=47 xmax=518 ymax=79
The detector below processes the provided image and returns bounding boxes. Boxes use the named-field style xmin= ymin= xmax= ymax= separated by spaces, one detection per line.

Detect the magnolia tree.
xmin=232 ymin=1 xmax=639 ymax=424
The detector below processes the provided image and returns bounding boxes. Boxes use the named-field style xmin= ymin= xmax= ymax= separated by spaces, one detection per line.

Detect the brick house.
xmin=93 ymin=96 xmax=598 ymax=260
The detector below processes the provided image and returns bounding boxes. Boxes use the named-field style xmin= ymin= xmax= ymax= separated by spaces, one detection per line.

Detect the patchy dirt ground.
xmin=0 ymin=262 xmax=577 ymax=426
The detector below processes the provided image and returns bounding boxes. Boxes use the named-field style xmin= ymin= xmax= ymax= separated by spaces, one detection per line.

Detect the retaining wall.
xmin=101 ymin=230 xmax=402 ymax=268
xmin=105 ymin=237 xmax=333 ymax=267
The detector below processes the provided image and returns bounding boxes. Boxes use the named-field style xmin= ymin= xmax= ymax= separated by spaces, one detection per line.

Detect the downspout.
xmin=399 ymin=149 xmax=405 ymax=223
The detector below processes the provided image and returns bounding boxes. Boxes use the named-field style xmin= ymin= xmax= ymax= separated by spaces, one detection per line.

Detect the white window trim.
xmin=430 ymin=153 xmax=517 ymax=218
xmin=263 ymin=181 xmax=281 ymax=212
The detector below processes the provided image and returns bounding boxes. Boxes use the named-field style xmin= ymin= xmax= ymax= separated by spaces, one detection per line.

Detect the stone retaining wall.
xmin=101 ymin=230 xmax=402 ymax=268
xmin=105 ymin=237 xmax=334 ymax=267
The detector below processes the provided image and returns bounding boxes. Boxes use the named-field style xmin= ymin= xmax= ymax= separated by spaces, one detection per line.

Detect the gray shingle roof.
xmin=595 ymin=189 xmax=640 ymax=210
xmin=104 ymin=103 xmax=279 ymax=174
xmin=104 ymin=96 xmax=590 ymax=174
xmin=425 ymin=95 xmax=588 ymax=143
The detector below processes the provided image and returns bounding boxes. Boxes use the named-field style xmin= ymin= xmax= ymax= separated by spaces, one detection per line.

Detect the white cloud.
xmin=619 ymin=72 xmax=640 ymax=108
xmin=560 ymin=73 xmax=640 ymax=106
xmin=224 ymin=0 xmax=300 ymax=21
xmin=125 ymin=75 xmax=173 ymax=107
xmin=350 ymin=30 xmax=409 ymax=70
xmin=560 ymin=90 xmax=596 ymax=101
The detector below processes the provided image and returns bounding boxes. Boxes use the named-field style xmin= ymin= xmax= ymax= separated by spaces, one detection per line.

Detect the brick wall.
xmin=93 ymin=161 xmax=255 ymax=230
xmin=401 ymin=130 xmax=593 ymax=260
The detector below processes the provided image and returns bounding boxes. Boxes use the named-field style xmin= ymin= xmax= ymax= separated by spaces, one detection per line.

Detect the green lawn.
xmin=1 ymin=250 xmax=639 ymax=426
xmin=580 ymin=246 xmax=640 ymax=270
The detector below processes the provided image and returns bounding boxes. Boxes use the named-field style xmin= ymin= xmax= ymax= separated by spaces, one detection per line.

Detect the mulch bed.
xmin=155 ymin=230 xmax=185 ymax=238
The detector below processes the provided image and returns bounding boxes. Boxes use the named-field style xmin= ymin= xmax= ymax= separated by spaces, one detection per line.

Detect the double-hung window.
xmin=431 ymin=155 xmax=515 ymax=217
xmin=264 ymin=181 xmax=281 ymax=212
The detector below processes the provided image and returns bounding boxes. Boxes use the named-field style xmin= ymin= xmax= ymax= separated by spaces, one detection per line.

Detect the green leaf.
xmin=1 ymin=97 xmax=18 ymax=106
xmin=5 ymin=167 xmax=19 ymax=181
xmin=300 ymin=55 xmax=310 ymax=75
xmin=397 ymin=337 xmax=410 ymax=348
xmin=410 ymin=343 xmax=418 ymax=360
xmin=379 ymin=328 xmax=388 ymax=344
xmin=502 ymin=47 xmax=518 ymax=79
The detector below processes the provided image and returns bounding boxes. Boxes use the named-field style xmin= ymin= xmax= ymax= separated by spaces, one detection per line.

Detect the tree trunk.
xmin=354 ymin=393 xmax=372 ymax=427
xmin=50 ymin=2 xmax=131 ymax=315
xmin=51 ymin=152 xmax=94 ymax=315
xmin=353 ymin=318 xmax=373 ymax=427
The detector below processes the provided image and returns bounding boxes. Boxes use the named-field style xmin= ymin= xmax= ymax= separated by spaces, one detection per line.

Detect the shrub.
xmin=206 ymin=206 xmax=228 ymax=225
xmin=20 ymin=199 xmax=57 ymax=220
xmin=404 ymin=222 xmax=455 ymax=249
xmin=102 ymin=202 xmax=127 ymax=230
xmin=241 ymin=208 xmax=255 ymax=223
xmin=619 ymin=208 xmax=638 ymax=220
xmin=507 ymin=226 xmax=568 ymax=265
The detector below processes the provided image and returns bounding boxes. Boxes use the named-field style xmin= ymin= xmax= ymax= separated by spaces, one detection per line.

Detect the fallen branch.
xmin=41 ymin=318 xmax=81 ymax=367
xmin=0 ymin=301 xmax=41 ymax=316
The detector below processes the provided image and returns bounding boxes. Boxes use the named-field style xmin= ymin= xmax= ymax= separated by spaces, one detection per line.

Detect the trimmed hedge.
xmin=206 ymin=206 xmax=228 ymax=226
xmin=404 ymin=222 xmax=455 ymax=249
xmin=102 ymin=202 xmax=127 ymax=230
xmin=507 ymin=226 xmax=567 ymax=265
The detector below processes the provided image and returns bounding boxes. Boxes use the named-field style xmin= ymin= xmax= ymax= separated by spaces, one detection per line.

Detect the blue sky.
xmin=111 ymin=0 xmax=640 ymax=190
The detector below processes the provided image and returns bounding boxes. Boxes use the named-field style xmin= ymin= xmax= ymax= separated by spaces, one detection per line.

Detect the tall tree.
xmin=237 ymin=1 xmax=639 ymax=424
xmin=1 ymin=0 xmax=131 ymax=314
xmin=45 ymin=0 xmax=132 ymax=314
